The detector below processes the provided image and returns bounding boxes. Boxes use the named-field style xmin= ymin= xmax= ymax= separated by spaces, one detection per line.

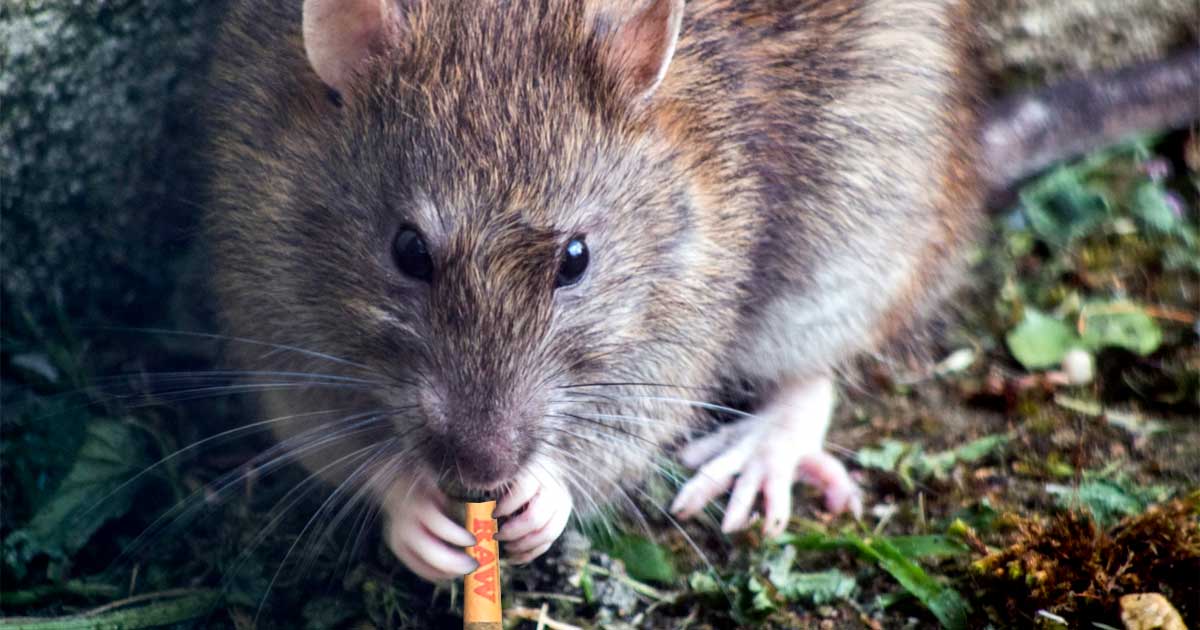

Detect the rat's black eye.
xmin=393 ymin=227 xmax=433 ymax=282
xmin=555 ymin=236 xmax=589 ymax=288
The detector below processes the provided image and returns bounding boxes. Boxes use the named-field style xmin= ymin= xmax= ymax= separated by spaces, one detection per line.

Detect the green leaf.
xmin=3 ymin=419 xmax=149 ymax=574
xmin=917 ymin=434 xmax=1011 ymax=480
xmin=773 ymin=570 xmax=857 ymax=605
xmin=857 ymin=440 xmax=910 ymax=473
xmin=580 ymin=564 xmax=596 ymax=604
xmin=744 ymin=575 xmax=777 ymax=615
xmin=763 ymin=541 xmax=798 ymax=585
xmin=1046 ymin=476 xmax=1173 ymax=527
xmin=858 ymin=435 xmax=1009 ymax=491
xmin=774 ymin=527 xmax=970 ymax=629
xmin=1080 ymin=302 xmax=1163 ymax=356
xmin=1006 ymin=308 xmax=1079 ymax=369
xmin=687 ymin=571 xmax=721 ymax=596
xmin=847 ymin=537 xmax=971 ymax=630
xmin=873 ymin=590 xmax=915 ymax=611
xmin=1019 ymin=168 xmax=1110 ymax=246
xmin=605 ymin=534 xmax=676 ymax=585
xmin=762 ymin=544 xmax=857 ymax=604
xmin=886 ymin=535 xmax=971 ymax=560
xmin=774 ymin=530 xmax=846 ymax=553
xmin=856 ymin=439 xmax=922 ymax=490
xmin=1130 ymin=182 xmax=1179 ymax=232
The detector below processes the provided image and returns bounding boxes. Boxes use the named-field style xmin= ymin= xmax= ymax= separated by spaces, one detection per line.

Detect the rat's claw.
xmin=671 ymin=376 xmax=860 ymax=537
xmin=383 ymin=476 xmax=478 ymax=582
xmin=494 ymin=468 xmax=572 ymax=564
xmin=798 ymin=451 xmax=863 ymax=517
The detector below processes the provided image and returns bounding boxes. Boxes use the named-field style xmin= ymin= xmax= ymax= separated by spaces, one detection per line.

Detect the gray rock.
xmin=979 ymin=0 xmax=1199 ymax=83
xmin=1 ymin=0 xmax=222 ymax=326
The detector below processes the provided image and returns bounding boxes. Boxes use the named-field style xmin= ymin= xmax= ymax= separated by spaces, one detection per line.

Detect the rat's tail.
xmin=980 ymin=47 xmax=1200 ymax=191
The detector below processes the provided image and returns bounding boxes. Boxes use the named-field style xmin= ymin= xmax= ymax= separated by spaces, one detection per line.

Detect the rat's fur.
xmin=205 ymin=0 xmax=981 ymax=530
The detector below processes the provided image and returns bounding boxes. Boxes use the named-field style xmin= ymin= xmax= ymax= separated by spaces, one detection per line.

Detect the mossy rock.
xmin=1 ymin=0 xmax=223 ymax=328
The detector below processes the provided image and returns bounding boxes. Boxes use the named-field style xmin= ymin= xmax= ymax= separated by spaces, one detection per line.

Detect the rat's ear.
xmin=599 ymin=0 xmax=684 ymax=101
xmin=303 ymin=0 xmax=403 ymax=98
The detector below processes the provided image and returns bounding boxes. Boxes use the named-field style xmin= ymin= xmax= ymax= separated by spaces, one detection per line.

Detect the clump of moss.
xmin=972 ymin=492 xmax=1199 ymax=627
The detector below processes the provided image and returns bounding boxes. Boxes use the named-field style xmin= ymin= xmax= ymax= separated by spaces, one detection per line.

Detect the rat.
xmin=203 ymin=0 xmax=1200 ymax=582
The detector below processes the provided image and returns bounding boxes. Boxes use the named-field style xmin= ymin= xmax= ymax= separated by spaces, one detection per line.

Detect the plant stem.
xmin=1 ymin=582 xmax=121 ymax=608
xmin=0 ymin=589 xmax=219 ymax=630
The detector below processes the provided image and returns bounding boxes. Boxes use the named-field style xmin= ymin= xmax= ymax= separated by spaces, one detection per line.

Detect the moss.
xmin=972 ymin=493 xmax=1200 ymax=627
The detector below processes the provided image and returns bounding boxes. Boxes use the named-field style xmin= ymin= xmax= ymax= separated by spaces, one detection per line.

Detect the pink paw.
xmin=494 ymin=466 xmax=573 ymax=564
xmin=383 ymin=476 xmax=479 ymax=582
xmin=670 ymin=377 xmax=862 ymax=538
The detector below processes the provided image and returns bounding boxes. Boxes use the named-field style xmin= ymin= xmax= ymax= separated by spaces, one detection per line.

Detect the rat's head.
xmin=211 ymin=0 xmax=755 ymax=496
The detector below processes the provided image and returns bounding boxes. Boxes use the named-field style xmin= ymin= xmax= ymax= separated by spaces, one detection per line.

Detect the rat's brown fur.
xmin=205 ymin=0 xmax=981 ymax=508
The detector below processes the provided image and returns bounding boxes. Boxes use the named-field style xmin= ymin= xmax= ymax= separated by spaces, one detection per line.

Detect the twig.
xmin=0 ymin=589 xmax=219 ymax=630
xmin=0 ymin=582 xmax=121 ymax=607
xmin=512 ymin=591 xmax=585 ymax=604
xmin=80 ymin=588 xmax=208 ymax=617
xmin=506 ymin=606 xmax=584 ymax=630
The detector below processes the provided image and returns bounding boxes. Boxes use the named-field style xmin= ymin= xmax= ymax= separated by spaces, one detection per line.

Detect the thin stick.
xmin=506 ymin=607 xmax=584 ymax=630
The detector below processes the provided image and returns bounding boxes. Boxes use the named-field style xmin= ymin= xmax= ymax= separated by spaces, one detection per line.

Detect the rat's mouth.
xmin=438 ymin=478 xmax=504 ymax=503
xmin=425 ymin=434 xmax=531 ymax=501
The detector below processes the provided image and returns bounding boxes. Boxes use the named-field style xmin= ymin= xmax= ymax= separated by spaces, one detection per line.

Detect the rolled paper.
xmin=464 ymin=500 xmax=502 ymax=630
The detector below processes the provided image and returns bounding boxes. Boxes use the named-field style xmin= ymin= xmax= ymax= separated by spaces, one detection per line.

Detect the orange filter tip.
xmin=464 ymin=500 xmax=501 ymax=630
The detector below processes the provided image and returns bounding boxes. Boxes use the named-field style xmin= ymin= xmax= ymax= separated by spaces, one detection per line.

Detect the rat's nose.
xmin=434 ymin=425 xmax=522 ymax=490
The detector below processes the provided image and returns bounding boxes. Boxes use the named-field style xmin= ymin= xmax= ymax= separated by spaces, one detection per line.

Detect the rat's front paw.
xmin=383 ymin=476 xmax=479 ymax=582
xmin=493 ymin=466 xmax=573 ymax=564
xmin=670 ymin=377 xmax=862 ymax=538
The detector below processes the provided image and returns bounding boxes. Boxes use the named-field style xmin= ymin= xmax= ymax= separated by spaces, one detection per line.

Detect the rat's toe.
xmin=671 ymin=440 xmax=750 ymax=519
xmin=796 ymin=451 xmax=861 ymax=516
xmin=720 ymin=463 xmax=764 ymax=533
xmin=496 ymin=475 xmax=571 ymax=543
xmin=504 ymin=497 xmax=570 ymax=556
xmin=495 ymin=472 xmax=539 ymax=518
xmin=762 ymin=469 xmax=795 ymax=538
xmin=420 ymin=506 xmax=478 ymax=548
xmin=509 ymin=538 xmax=556 ymax=565
xmin=388 ymin=521 xmax=479 ymax=581
xmin=383 ymin=480 xmax=478 ymax=581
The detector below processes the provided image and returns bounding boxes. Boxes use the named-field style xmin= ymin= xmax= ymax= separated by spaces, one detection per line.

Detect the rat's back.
xmin=660 ymin=0 xmax=984 ymax=382
xmin=664 ymin=0 xmax=985 ymax=537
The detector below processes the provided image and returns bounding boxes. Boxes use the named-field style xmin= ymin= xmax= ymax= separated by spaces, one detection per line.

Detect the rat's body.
xmin=206 ymin=0 xmax=990 ymax=580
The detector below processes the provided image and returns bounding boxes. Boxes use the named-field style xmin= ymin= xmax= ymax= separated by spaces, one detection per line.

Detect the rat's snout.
xmin=439 ymin=428 xmax=522 ymax=489
xmin=423 ymin=395 xmax=532 ymax=490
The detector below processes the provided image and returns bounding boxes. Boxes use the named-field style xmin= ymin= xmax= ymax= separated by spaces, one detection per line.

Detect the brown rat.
xmin=203 ymin=0 xmax=1198 ymax=581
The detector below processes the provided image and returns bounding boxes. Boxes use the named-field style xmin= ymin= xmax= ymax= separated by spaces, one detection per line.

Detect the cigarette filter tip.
xmin=464 ymin=500 xmax=501 ymax=630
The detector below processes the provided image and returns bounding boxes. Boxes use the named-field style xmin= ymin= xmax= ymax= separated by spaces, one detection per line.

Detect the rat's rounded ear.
xmin=599 ymin=0 xmax=684 ymax=101
xmin=303 ymin=0 xmax=403 ymax=99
